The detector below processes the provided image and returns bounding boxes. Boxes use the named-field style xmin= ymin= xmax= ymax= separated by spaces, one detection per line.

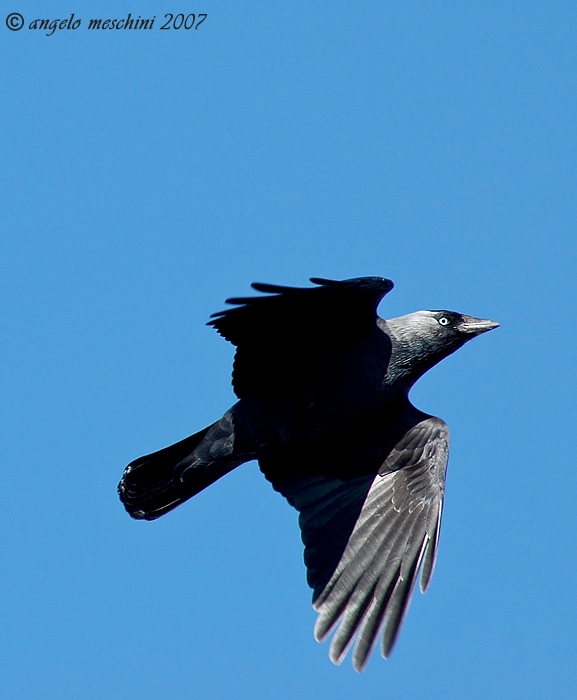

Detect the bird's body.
xmin=118 ymin=277 xmax=498 ymax=671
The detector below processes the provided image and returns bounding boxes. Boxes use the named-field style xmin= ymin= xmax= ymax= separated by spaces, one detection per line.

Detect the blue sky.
xmin=1 ymin=1 xmax=576 ymax=698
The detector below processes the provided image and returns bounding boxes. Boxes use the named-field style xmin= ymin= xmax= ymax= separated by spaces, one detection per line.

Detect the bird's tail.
xmin=118 ymin=410 xmax=253 ymax=520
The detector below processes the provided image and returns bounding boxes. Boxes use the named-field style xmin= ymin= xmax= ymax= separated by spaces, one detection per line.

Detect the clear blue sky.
xmin=1 ymin=2 xmax=576 ymax=698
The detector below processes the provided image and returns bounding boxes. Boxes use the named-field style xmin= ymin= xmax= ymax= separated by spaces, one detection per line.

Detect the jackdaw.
xmin=118 ymin=276 xmax=498 ymax=671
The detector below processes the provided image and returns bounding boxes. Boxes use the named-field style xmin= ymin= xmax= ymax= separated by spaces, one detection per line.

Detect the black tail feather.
xmin=119 ymin=425 xmax=234 ymax=520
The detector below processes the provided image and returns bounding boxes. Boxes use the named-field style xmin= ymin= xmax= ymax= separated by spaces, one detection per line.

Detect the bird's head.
xmin=384 ymin=310 xmax=499 ymax=386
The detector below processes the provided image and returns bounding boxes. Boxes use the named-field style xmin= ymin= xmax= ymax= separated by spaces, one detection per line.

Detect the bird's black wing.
xmin=269 ymin=415 xmax=449 ymax=672
xmin=207 ymin=276 xmax=393 ymax=398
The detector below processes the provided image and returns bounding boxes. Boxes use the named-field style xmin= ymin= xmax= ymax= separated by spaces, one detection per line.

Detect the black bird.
xmin=118 ymin=276 xmax=498 ymax=671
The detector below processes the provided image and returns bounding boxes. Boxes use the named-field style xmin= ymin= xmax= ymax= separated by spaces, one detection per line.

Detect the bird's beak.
xmin=457 ymin=316 xmax=500 ymax=335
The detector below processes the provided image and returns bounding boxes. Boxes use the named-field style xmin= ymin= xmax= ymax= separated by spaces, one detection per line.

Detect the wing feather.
xmin=207 ymin=276 xmax=393 ymax=398
xmin=269 ymin=415 xmax=449 ymax=671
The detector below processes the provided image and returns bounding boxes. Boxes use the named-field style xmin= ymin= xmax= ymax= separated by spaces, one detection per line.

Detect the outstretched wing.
xmin=207 ymin=276 xmax=393 ymax=398
xmin=270 ymin=416 xmax=449 ymax=672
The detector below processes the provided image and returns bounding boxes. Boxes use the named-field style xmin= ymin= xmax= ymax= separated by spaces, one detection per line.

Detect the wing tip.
xmin=250 ymin=282 xmax=293 ymax=294
xmin=309 ymin=275 xmax=394 ymax=293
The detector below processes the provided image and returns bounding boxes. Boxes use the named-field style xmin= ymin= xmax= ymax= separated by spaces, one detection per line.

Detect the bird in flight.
xmin=118 ymin=276 xmax=498 ymax=671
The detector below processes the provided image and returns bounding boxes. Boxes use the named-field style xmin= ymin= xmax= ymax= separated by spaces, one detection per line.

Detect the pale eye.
xmin=438 ymin=317 xmax=450 ymax=326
